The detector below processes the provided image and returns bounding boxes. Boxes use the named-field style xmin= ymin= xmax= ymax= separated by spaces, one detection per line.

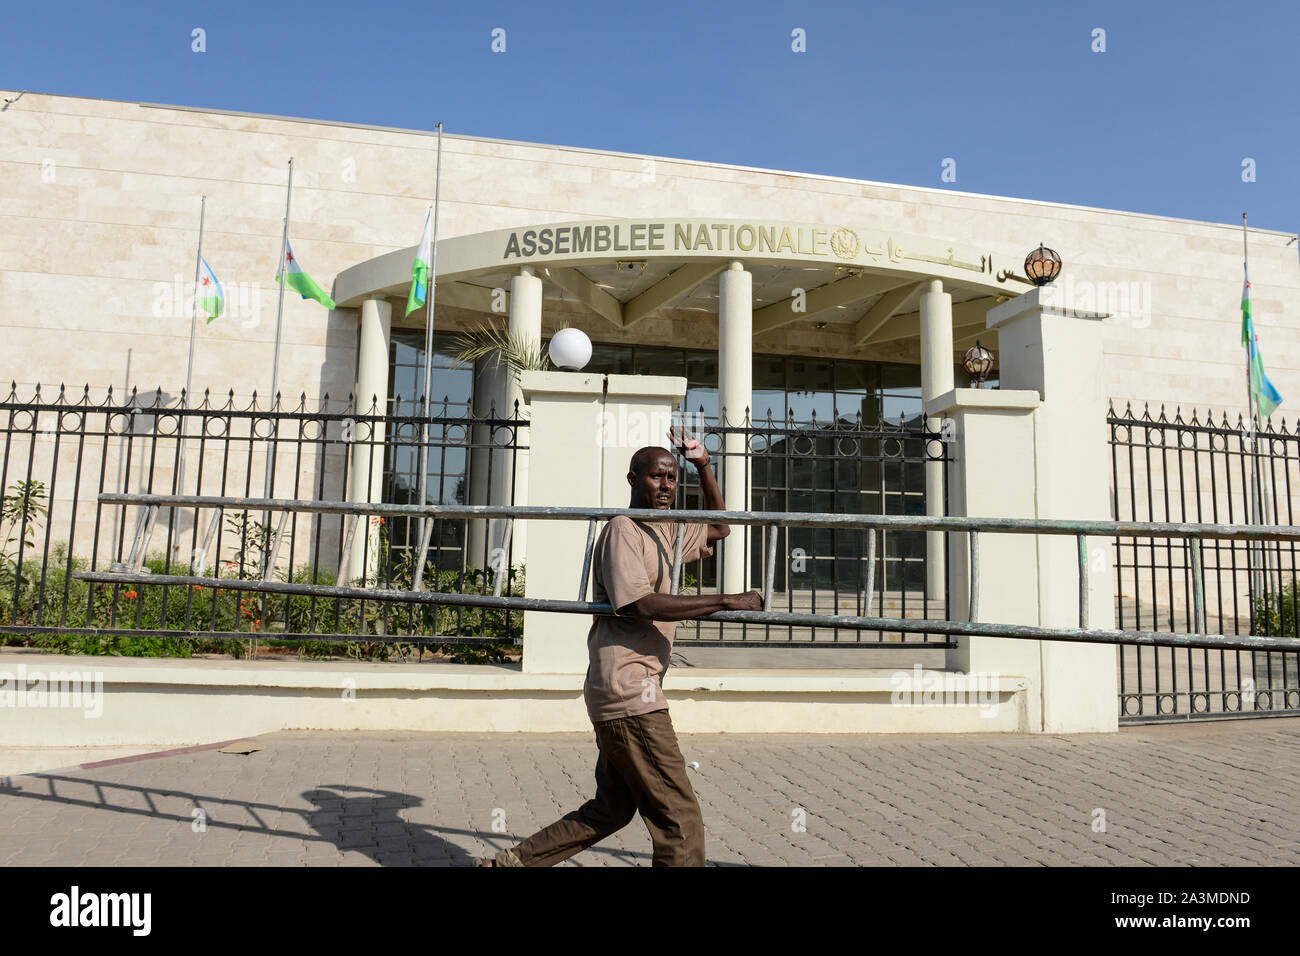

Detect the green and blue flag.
xmin=1242 ymin=266 xmax=1283 ymax=420
xmin=406 ymin=210 xmax=432 ymax=316
xmin=197 ymin=256 xmax=224 ymax=323
xmin=275 ymin=239 xmax=335 ymax=310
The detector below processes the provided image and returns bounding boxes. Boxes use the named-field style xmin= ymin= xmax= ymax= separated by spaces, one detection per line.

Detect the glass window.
xmin=880 ymin=363 xmax=919 ymax=390
xmin=633 ymin=347 xmax=685 ymax=379
xmin=389 ymin=331 xmax=472 ymax=414
xmin=587 ymin=343 xmax=635 ymax=375
xmin=785 ymin=357 xmax=835 ymax=423
xmin=787 ymin=357 xmax=834 ymax=392
xmin=881 ymin=389 xmax=922 ymax=426
xmin=786 ymin=389 xmax=836 ymax=424
xmin=684 ymin=351 xmax=720 ymax=386
xmin=835 ymin=362 xmax=877 ymax=393
xmin=685 ymin=386 xmax=718 ymax=422
xmin=752 ymin=354 xmax=786 ymax=423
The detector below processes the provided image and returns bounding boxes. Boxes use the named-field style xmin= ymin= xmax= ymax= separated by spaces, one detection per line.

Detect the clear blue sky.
xmin=4 ymin=0 xmax=1298 ymax=233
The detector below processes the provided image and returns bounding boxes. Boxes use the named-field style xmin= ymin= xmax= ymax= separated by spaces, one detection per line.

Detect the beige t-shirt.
xmin=583 ymin=515 xmax=714 ymax=724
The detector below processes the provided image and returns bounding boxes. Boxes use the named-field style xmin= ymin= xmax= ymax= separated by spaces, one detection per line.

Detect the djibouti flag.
xmin=1242 ymin=267 xmax=1283 ymax=420
xmin=198 ymin=256 xmax=224 ymax=323
xmin=275 ymin=239 xmax=336 ymax=310
xmin=406 ymin=210 xmax=432 ymax=316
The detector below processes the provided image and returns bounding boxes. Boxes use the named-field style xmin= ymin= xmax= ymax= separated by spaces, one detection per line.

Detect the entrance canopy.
xmin=335 ymin=218 xmax=1033 ymax=348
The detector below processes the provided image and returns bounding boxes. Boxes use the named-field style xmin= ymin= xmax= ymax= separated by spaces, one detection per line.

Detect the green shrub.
xmin=0 ymin=539 xmax=525 ymax=664
xmin=1251 ymin=580 xmax=1300 ymax=639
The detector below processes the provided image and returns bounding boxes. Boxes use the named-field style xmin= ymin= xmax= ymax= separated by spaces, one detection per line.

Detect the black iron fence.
xmin=0 ymin=385 xmax=527 ymax=659
xmin=1109 ymin=402 xmax=1300 ymax=721
xmin=0 ymin=387 xmax=953 ymax=655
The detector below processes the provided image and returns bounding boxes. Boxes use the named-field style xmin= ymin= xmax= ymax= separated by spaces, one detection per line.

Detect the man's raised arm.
xmin=669 ymin=425 xmax=730 ymax=543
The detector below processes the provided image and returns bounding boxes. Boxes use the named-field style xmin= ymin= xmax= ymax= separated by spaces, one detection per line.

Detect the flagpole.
xmin=1243 ymin=213 xmax=1265 ymax=610
xmin=185 ymin=196 xmax=206 ymax=410
xmin=415 ymin=124 xmax=443 ymax=587
xmin=264 ymin=158 xmax=293 ymax=500
xmin=174 ymin=196 xmax=206 ymax=559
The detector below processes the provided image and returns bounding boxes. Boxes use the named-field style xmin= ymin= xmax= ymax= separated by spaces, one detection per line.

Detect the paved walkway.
xmin=2 ymin=719 xmax=1298 ymax=866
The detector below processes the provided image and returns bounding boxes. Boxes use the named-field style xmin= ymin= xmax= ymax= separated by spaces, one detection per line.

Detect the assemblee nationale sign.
xmin=501 ymin=220 xmax=1027 ymax=284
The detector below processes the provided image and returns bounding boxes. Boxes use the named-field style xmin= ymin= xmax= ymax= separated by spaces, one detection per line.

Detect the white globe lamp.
xmin=548 ymin=328 xmax=592 ymax=371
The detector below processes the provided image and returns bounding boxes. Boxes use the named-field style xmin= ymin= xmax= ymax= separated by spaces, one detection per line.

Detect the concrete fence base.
xmin=1 ymin=653 xmax=1031 ymax=749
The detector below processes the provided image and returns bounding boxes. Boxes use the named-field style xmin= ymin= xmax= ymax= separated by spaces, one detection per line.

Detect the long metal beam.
xmin=539 ymin=266 xmax=624 ymax=327
xmin=73 ymin=570 xmax=1300 ymax=654
xmin=753 ymin=272 xmax=911 ymax=335
xmin=862 ymin=296 xmax=1002 ymax=345
xmin=853 ymin=281 xmax=924 ymax=346
xmin=953 ymin=325 xmax=997 ymax=352
xmin=623 ymin=261 xmax=726 ymax=326
xmin=97 ymin=494 xmax=1300 ymax=542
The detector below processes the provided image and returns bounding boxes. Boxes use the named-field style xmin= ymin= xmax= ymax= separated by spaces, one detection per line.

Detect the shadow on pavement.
xmin=1 ymin=772 xmax=740 ymax=866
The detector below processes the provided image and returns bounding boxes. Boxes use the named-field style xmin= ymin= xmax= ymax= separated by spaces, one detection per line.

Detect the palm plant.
xmin=449 ymin=322 xmax=559 ymax=381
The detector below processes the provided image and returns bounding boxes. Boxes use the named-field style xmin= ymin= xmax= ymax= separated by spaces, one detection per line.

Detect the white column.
xmin=498 ymin=267 xmax=542 ymax=571
xmin=465 ymin=270 xmax=543 ymax=573
xmin=718 ymin=261 xmax=752 ymax=593
xmin=920 ymin=279 xmax=953 ymax=603
xmin=467 ymin=355 xmax=510 ymax=568
xmin=508 ymin=267 xmax=543 ymax=413
xmin=347 ymin=296 xmax=391 ymax=584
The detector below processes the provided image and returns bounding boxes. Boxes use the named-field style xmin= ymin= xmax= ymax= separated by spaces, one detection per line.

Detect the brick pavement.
xmin=1 ymin=718 xmax=1297 ymax=866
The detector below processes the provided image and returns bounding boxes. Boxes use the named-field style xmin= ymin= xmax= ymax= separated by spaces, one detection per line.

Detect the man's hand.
xmin=668 ymin=425 xmax=709 ymax=468
xmin=723 ymin=590 xmax=763 ymax=612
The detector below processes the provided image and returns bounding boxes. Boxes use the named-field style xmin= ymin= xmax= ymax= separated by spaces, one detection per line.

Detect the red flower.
xmin=124 ymin=590 xmax=138 ymax=600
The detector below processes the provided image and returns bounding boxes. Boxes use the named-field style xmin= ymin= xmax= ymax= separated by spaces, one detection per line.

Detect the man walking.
xmin=478 ymin=428 xmax=761 ymax=866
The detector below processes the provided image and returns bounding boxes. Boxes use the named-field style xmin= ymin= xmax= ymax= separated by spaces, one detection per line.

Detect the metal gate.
xmin=1109 ymin=402 xmax=1300 ymax=721
xmin=674 ymin=407 xmax=953 ymax=645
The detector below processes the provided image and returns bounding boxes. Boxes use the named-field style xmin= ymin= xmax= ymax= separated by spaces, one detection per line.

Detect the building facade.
xmin=4 ymin=91 xmax=1297 ymax=418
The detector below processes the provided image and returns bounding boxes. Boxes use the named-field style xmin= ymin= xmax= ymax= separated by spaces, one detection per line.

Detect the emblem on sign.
xmin=829 ymin=227 xmax=859 ymax=260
